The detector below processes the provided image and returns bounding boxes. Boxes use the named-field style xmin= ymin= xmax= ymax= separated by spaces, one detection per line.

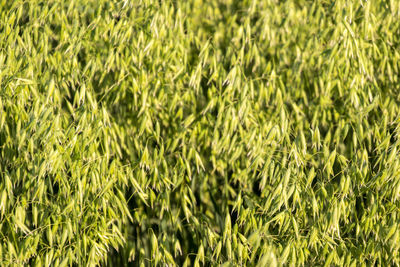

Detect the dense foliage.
xmin=1 ymin=0 xmax=400 ymax=266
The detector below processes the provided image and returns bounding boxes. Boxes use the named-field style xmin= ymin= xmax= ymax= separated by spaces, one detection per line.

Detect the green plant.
xmin=1 ymin=0 xmax=400 ymax=266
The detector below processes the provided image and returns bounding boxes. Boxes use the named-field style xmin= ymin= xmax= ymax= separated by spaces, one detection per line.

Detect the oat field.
xmin=1 ymin=0 xmax=400 ymax=266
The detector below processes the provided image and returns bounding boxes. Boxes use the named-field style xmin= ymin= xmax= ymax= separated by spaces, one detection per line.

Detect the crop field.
xmin=1 ymin=0 xmax=400 ymax=266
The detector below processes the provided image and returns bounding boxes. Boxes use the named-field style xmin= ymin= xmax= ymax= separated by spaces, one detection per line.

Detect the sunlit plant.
xmin=1 ymin=0 xmax=400 ymax=266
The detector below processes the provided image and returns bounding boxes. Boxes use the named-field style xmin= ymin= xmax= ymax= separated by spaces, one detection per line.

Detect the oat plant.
xmin=1 ymin=0 xmax=400 ymax=266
